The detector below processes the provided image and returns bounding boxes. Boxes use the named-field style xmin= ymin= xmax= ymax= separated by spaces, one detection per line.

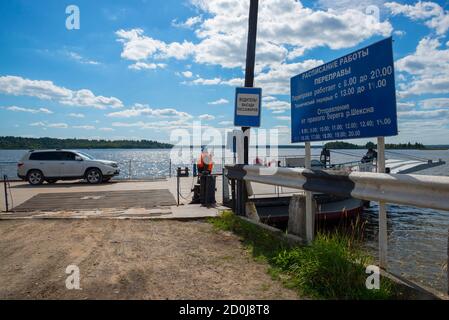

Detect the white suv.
xmin=17 ymin=150 xmax=120 ymax=185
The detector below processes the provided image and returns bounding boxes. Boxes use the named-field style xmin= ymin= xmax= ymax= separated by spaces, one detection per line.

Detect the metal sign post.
xmin=304 ymin=142 xmax=314 ymax=243
xmin=3 ymin=175 xmax=8 ymax=212
xmin=235 ymin=0 xmax=259 ymax=216
xmin=377 ymin=136 xmax=388 ymax=269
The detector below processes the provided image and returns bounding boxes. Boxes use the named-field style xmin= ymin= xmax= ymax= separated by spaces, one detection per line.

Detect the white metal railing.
xmin=229 ymin=165 xmax=449 ymax=212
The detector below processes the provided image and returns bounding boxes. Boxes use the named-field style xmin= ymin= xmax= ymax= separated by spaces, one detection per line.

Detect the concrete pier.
xmin=0 ymin=178 xmax=225 ymax=220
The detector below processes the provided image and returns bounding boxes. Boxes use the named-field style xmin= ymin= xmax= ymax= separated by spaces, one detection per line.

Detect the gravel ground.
xmin=0 ymin=219 xmax=299 ymax=300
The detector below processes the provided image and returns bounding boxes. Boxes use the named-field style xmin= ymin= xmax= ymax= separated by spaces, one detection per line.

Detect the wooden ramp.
xmin=12 ymin=189 xmax=176 ymax=212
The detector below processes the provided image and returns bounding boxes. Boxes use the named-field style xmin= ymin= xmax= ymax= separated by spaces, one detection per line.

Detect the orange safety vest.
xmin=198 ymin=152 xmax=214 ymax=172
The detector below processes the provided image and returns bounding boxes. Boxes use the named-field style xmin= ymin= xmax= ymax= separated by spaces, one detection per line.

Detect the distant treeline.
xmin=0 ymin=136 xmax=173 ymax=150
xmin=324 ymin=141 xmax=428 ymax=150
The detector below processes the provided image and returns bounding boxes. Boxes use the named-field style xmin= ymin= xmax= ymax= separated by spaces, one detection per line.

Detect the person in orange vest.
xmin=197 ymin=146 xmax=214 ymax=174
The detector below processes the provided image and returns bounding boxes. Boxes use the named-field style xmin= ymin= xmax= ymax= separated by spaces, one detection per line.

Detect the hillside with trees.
xmin=0 ymin=136 xmax=173 ymax=150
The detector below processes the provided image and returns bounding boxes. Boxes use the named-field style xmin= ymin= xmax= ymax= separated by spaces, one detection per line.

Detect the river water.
xmin=1 ymin=148 xmax=448 ymax=293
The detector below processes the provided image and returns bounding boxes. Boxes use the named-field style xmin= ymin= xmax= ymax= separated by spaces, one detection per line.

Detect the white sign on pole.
xmin=234 ymin=87 xmax=262 ymax=127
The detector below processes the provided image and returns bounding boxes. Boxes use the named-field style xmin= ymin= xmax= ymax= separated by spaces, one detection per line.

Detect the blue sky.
xmin=0 ymin=0 xmax=448 ymax=145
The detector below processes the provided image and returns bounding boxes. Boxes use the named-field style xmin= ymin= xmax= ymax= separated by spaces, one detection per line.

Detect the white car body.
xmin=17 ymin=150 xmax=120 ymax=185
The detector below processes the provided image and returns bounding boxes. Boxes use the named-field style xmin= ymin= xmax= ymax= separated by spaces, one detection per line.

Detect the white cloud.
xmin=115 ymin=28 xmax=196 ymax=61
xmin=199 ymin=114 xmax=215 ymax=121
xmin=208 ymin=98 xmax=229 ymax=105
xmin=99 ymin=127 xmax=115 ymax=132
xmin=3 ymin=106 xmax=53 ymax=114
xmin=182 ymin=71 xmax=193 ymax=78
xmin=111 ymin=121 xmax=145 ymax=128
xmin=190 ymin=77 xmax=223 ymax=85
xmin=0 ymin=75 xmax=123 ymax=109
xmin=396 ymin=38 xmax=449 ymax=97
xmin=398 ymin=109 xmax=449 ymax=119
xmin=73 ymin=125 xmax=95 ymax=130
xmin=262 ymin=96 xmax=291 ymax=113
xmin=30 ymin=122 xmax=68 ymax=129
xmin=69 ymin=113 xmax=85 ymax=118
xmin=107 ymin=104 xmax=192 ymax=120
xmin=172 ymin=15 xmax=203 ymax=28
xmin=129 ymin=62 xmax=166 ymax=70
xmin=420 ymin=98 xmax=449 ymax=109
xmin=66 ymin=51 xmax=100 ymax=65
xmin=254 ymin=60 xmax=324 ymax=95
xmin=318 ymin=0 xmax=388 ymax=11
xmin=116 ymin=0 xmax=392 ymax=75
xmin=48 ymin=123 xmax=69 ymax=129
xmin=393 ymin=30 xmax=406 ymax=37
xmin=397 ymin=101 xmax=415 ymax=110
xmin=385 ymin=1 xmax=449 ymax=35
xmin=29 ymin=122 xmax=46 ymax=127
xmin=218 ymin=120 xmax=233 ymax=126
xmin=186 ymin=60 xmax=324 ymax=96
xmin=112 ymin=119 xmax=194 ymax=130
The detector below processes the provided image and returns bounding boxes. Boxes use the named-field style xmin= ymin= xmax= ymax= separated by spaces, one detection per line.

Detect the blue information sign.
xmin=291 ymin=37 xmax=398 ymax=143
xmin=234 ymin=87 xmax=262 ymax=127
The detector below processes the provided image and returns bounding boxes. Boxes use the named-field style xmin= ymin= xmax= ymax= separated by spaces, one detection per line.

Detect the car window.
xmin=60 ymin=152 xmax=76 ymax=161
xmin=29 ymin=152 xmax=44 ymax=161
xmin=29 ymin=152 xmax=51 ymax=160
xmin=29 ymin=152 xmax=63 ymax=161
xmin=77 ymin=152 xmax=95 ymax=160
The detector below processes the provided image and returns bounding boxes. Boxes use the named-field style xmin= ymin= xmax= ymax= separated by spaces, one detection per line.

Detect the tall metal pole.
xmin=243 ymin=0 xmax=259 ymax=161
xmin=377 ymin=137 xmax=388 ymax=269
xmin=237 ymin=0 xmax=259 ymax=216
xmin=243 ymin=0 xmax=259 ymax=164
xmin=3 ymin=175 xmax=8 ymax=212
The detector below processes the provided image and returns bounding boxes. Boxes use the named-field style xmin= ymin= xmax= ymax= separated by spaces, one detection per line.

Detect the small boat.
xmin=253 ymin=194 xmax=364 ymax=224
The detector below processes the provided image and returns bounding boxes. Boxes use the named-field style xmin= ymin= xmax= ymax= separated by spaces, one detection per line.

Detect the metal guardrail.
xmin=226 ymin=165 xmax=449 ymax=212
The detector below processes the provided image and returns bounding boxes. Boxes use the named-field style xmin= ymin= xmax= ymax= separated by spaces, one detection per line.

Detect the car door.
xmin=58 ymin=152 xmax=85 ymax=177
xmin=29 ymin=152 xmax=61 ymax=178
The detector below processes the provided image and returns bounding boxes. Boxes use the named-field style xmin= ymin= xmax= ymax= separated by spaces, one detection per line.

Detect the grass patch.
xmin=208 ymin=211 xmax=397 ymax=300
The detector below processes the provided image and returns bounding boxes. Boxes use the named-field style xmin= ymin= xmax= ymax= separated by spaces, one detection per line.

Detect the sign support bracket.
xmin=378 ymin=136 xmax=388 ymax=269
xmin=305 ymin=142 xmax=314 ymax=243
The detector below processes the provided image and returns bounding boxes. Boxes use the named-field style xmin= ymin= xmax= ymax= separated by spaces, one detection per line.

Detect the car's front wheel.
xmin=27 ymin=170 xmax=44 ymax=186
xmin=86 ymin=168 xmax=102 ymax=184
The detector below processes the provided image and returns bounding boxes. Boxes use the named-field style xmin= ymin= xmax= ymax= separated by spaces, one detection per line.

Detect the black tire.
xmin=46 ymin=179 xmax=58 ymax=184
xmin=27 ymin=170 xmax=44 ymax=186
xmin=85 ymin=168 xmax=102 ymax=184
